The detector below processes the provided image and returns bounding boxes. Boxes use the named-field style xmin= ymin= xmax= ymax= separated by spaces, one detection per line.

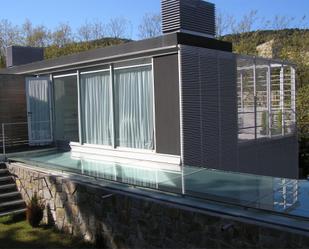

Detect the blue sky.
xmin=1 ymin=0 xmax=308 ymax=39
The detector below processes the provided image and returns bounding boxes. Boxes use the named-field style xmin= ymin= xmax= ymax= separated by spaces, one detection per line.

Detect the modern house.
xmin=0 ymin=0 xmax=297 ymax=178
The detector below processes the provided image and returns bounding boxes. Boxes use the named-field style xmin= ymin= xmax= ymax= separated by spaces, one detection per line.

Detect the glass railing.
xmin=7 ymin=149 xmax=309 ymax=221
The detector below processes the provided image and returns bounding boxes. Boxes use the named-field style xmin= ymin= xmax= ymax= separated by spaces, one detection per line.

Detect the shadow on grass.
xmin=0 ymin=214 xmax=96 ymax=249
xmin=0 ymin=213 xmax=25 ymax=225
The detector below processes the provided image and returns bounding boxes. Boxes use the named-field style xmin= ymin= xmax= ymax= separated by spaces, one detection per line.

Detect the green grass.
xmin=0 ymin=214 xmax=95 ymax=249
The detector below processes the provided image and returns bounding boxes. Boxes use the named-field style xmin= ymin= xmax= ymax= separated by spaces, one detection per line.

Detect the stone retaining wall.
xmin=7 ymin=163 xmax=309 ymax=249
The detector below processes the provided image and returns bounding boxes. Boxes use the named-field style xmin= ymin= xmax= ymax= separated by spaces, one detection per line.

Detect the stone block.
xmin=55 ymin=193 xmax=64 ymax=208
xmin=55 ymin=183 xmax=62 ymax=193
xmin=63 ymin=181 xmax=77 ymax=195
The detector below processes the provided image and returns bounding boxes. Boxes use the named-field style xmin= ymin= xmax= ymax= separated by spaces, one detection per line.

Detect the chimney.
xmin=161 ymin=0 xmax=216 ymax=38
xmin=6 ymin=46 xmax=44 ymax=68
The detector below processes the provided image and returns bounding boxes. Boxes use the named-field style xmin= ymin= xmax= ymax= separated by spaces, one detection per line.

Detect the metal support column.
xmin=49 ymin=74 xmax=54 ymax=142
xmin=291 ymin=66 xmax=296 ymax=129
xmin=267 ymin=62 xmax=272 ymax=137
xmin=1 ymin=124 xmax=5 ymax=156
xmin=253 ymin=58 xmax=257 ymax=140
xmin=110 ymin=64 xmax=116 ymax=149
xmin=280 ymin=66 xmax=285 ymax=135
xmin=77 ymin=70 xmax=83 ymax=145
xmin=240 ymin=72 xmax=244 ymax=111
xmin=178 ymin=46 xmax=185 ymax=196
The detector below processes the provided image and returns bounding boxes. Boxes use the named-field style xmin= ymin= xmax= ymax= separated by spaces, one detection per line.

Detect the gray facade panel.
xmin=154 ymin=54 xmax=180 ymax=156
xmin=6 ymin=46 xmax=44 ymax=68
xmin=181 ymin=45 xmax=238 ymax=169
xmin=218 ymin=52 xmax=238 ymax=171
xmin=238 ymin=136 xmax=299 ymax=178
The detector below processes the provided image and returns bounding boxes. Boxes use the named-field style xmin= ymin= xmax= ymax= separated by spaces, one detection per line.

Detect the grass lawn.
xmin=0 ymin=214 xmax=95 ymax=249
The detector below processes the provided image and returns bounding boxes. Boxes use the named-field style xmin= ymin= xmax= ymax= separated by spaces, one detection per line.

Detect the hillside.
xmin=221 ymin=29 xmax=309 ymax=86
xmin=0 ymin=37 xmax=130 ymax=68
xmin=44 ymin=37 xmax=130 ymax=60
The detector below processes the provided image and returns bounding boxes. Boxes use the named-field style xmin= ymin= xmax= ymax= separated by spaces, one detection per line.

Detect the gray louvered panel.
xmin=181 ymin=46 xmax=203 ymax=166
xmin=181 ymin=45 xmax=238 ymax=170
xmin=199 ymin=49 xmax=220 ymax=168
xmin=162 ymin=0 xmax=181 ymax=32
xmin=162 ymin=0 xmax=216 ymax=37
xmin=218 ymin=52 xmax=238 ymax=171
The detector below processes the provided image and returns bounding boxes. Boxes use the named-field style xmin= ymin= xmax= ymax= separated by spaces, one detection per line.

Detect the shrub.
xmin=26 ymin=193 xmax=45 ymax=227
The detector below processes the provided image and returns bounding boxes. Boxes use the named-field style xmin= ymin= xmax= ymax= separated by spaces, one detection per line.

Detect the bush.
xmin=26 ymin=193 xmax=45 ymax=227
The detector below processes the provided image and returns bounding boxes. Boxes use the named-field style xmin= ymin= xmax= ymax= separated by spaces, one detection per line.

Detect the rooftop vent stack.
xmin=161 ymin=0 xmax=216 ymax=37
xmin=6 ymin=46 xmax=44 ymax=68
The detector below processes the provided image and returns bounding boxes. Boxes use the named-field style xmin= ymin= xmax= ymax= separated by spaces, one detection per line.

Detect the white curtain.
xmin=81 ymin=72 xmax=113 ymax=145
xmin=114 ymin=66 xmax=154 ymax=150
xmin=27 ymin=79 xmax=51 ymax=142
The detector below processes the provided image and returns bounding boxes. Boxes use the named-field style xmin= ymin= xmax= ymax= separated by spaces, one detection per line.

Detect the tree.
xmin=107 ymin=17 xmax=129 ymax=38
xmin=297 ymin=84 xmax=309 ymax=176
xmin=0 ymin=19 xmax=22 ymax=54
xmin=77 ymin=20 xmax=106 ymax=42
xmin=77 ymin=21 xmax=92 ymax=42
xmin=91 ymin=20 xmax=106 ymax=40
xmin=272 ymin=15 xmax=294 ymax=30
xmin=231 ymin=10 xmax=258 ymax=34
xmin=216 ymin=11 xmax=235 ymax=37
xmin=51 ymin=23 xmax=73 ymax=47
xmin=138 ymin=13 xmax=161 ymax=39
xmin=22 ymin=19 xmax=51 ymax=47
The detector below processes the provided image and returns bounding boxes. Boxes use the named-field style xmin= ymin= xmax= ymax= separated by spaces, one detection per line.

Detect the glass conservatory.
xmin=237 ymin=55 xmax=296 ymax=142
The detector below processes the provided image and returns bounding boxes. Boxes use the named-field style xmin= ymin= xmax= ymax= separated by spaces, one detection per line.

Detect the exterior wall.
xmin=180 ymin=45 xmax=238 ymax=170
xmin=238 ymin=135 xmax=299 ymax=178
xmin=0 ymin=74 xmax=27 ymax=148
xmin=153 ymin=54 xmax=181 ymax=155
xmin=8 ymin=163 xmax=309 ymax=249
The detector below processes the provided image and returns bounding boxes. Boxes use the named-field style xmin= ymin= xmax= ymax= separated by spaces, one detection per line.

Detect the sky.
xmin=0 ymin=0 xmax=309 ymax=39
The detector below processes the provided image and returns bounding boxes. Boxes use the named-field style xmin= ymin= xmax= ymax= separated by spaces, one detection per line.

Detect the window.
xmin=78 ymin=64 xmax=154 ymax=150
xmin=114 ymin=66 xmax=154 ymax=150
xmin=81 ymin=71 xmax=113 ymax=146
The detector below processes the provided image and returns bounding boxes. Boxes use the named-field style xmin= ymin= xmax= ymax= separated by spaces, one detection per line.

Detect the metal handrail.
xmin=1 ymin=121 xmax=52 ymax=157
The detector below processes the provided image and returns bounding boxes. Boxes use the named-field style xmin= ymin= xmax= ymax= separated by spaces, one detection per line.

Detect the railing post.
xmin=291 ymin=66 xmax=296 ymax=131
xmin=2 ymin=123 xmax=5 ymax=156
xmin=253 ymin=57 xmax=257 ymax=140
xmin=267 ymin=62 xmax=272 ymax=138
xmin=280 ymin=65 xmax=285 ymax=135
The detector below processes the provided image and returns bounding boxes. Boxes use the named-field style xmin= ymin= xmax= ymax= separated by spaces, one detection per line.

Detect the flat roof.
xmin=0 ymin=32 xmax=232 ymax=75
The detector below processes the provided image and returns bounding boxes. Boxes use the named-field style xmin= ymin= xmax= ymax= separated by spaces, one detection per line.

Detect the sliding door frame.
xmin=65 ymin=60 xmax=156 ymax=153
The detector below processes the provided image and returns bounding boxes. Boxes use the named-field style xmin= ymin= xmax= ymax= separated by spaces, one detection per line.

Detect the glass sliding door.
xmin=54 ymin=75 xmax=79 ymax=142
xmin=26 ymin=77 xmax=53 ymax=145
xmin=114 ymin=65 xmax=154 ymax=150
xmin=81 ymin=71 xmax=113 ymax=145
